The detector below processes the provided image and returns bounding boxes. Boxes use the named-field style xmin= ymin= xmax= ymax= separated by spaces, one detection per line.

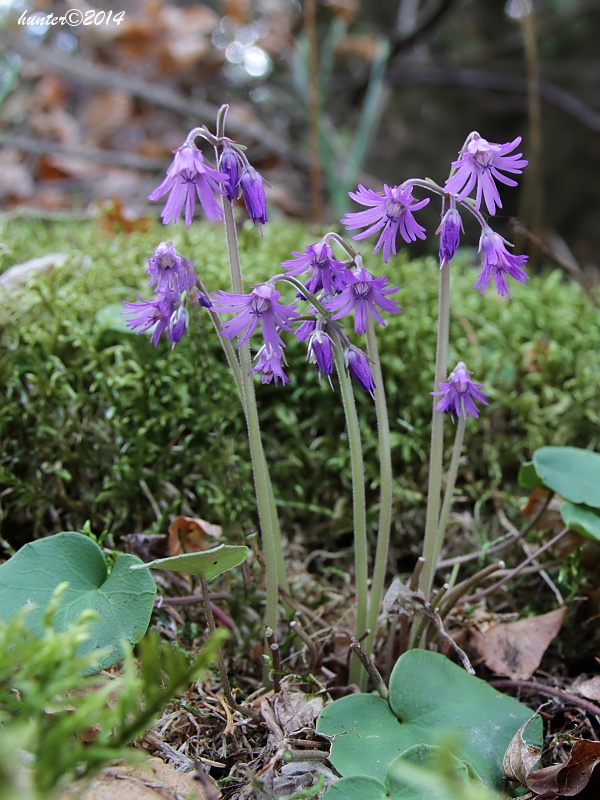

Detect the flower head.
xmin=306 ymin=329 xmax=334 ymax=387
xmin=252 ymin=344 xmax=290 ymax=386
xmin=219 ymin=147 xmax=241 ymax=202
xmin=123 ymin=243 xmax=209 ymax=348
xmin=345 ymin=346 xmax=376 ymax=399
xmin=475 ymin=228 xmax=528 ymax=298
xmin=431 ymin=361 xmax=489 ymax=421
xmin=211 ymin=283 xmax=299 ymax=351
xmin=122 ymin=291 xmax=178 ymax=347
xmin=444 ymin=133 xmax=528 ymax=216
xmin=342 ymin=184 xmax=429 ymax=263
xmin=149 ymin=143 xmax=226 ymax=225
xmin=146 ymin=241 xmax=196 ymax=295
xmin=281 ymin=241 xmax=346 ymax=296
xmin=437 ymin=207 xmax=463 ymax=268
xmin=240 ymin=168 xmax=268 ymax=229
xmin=325 ymin=265 xmax=401 ymax=335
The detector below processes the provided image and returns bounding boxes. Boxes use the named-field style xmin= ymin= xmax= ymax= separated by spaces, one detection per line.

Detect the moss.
xmin=0 ymin=217 xmax=598 ymax=548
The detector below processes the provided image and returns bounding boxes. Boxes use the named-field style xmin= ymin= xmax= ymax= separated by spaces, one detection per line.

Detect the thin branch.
xmin=490 ymin=680 xmax=600 ymax=719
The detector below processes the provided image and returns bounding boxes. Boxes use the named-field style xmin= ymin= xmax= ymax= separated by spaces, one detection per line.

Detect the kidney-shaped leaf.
xmin=0 ymin=532 xmax=156 ymax=671
xmin=533 ymin=447 xmax=600 ymax=509
xmin=561 ymin=501 xmax=600 ymax=541
xmin=317 ymin=650 xmax=542 ymax=790
xmin=130 ymin=544 xmax=249 ymax=581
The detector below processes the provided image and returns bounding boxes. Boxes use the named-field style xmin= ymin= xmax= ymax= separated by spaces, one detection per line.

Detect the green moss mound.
xmin=1 ymin=217 xmax=598 ymax=548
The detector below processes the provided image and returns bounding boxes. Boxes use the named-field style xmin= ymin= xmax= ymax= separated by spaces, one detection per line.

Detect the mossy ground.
xmin=1 ymin=214 xmax=598 ymax=558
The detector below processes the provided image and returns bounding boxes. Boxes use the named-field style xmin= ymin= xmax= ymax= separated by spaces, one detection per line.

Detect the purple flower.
xmin=342 ymin=184 xmax=429 ymax=263
xmin=167 ymin=305 xmax=188 ymax=347
xmin=345 ymin=346 xmax=376 ymax=398
xmin=122 ymin=291 xmax=178 ymax=346
xmin=444 ymin=133 xmax=528 ymax=216
xmin=148 ymin=143 xmax=226 ymax=226
xmin=437 ymin=207 xmax=463 ymax=268
xmin=475 ymin=228 xmax=529 ymax=298
xmin=431 ymin=362 xmax=489 ymax=421
xmin=219 ymin=148 xmax=241 ymax=202
xmin=240 ymin=168 xmax=268 ymax=229
xmin=295 ymin=317 xmax=316 ymax=343
xmin=146 ymin=241 xmax=196 ymax=295
xmin=281 ymin=241 xmax=347 ymax=296
xmin=325 ymin=266 xmax=401 ymax=336
xmin=252 ymin=344 xmax=290 ymax=386
xmin=307 ymin=330 xmax=334 ymax=387
xmin=211 ymin=283 xmax=299 ymax=351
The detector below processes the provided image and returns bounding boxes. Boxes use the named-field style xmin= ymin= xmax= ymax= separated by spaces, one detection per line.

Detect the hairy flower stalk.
xmin=332 ymin=339 xmax=369 ymax=688
xmin=363 ymin=316 xmax=393 ymax=665
xmin=418 ymin=262 xmax=451 ymax=601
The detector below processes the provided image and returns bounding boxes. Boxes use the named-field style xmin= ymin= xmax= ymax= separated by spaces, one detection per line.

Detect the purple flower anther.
xmin=211 ymin=283 xmax=299 ymax=350
xmin=219 ymin=148 xmax=241 ymax=202
xmin=475 ymin=228 xmax=529 ymax=298
xmin=345 ymin=346 xmax=376 ymax=399
xmin=325 ymin=266 xmax=401 ymax=335
xmin=342 ymin=184 xmax=429 ymax=263
xmin=431 ymin=361 xmax=489 ymax=421
xmin=444 ymin=133 xmax=528 ymax=216
xmin=148 ymin=143 xmax=226 ymax=226
xmin=281 ymin=241 xmax=346 ymax=296
xmin=437 ymin=207 xmax=463 ymax=268
xmin=240 ymin=168 xmax=268 ymax=228
xmin=252 ymin=344 xmax=290 ymax=386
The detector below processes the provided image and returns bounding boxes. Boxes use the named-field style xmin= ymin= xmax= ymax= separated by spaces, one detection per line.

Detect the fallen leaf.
xmin=503 ymin=715 xmax=542 ymax=784
xmin=526 ymin=740 xmax=600 ymax=797
xmin=572 ymin=676 xmax=600 ymax=703
xmin=167 ymin=516 xmax=222 ymax=557
xmin=469 ymin=607 xmax=566 ymax=680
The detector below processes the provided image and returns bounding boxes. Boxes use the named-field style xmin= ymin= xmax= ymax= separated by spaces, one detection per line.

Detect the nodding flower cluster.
xmin=126 ymin=127 xmax=528 ymax=415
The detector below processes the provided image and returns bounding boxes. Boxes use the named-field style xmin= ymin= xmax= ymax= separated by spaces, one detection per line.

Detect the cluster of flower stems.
xmin=125 ymin=104 xmax=529 ymax=688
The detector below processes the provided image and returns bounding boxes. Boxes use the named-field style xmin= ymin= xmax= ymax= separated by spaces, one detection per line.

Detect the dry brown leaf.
xmin=503 ymin=715 xmax=542 ymax=784
xmin=470 ymin=607 xmax=566 ymax=680
xmin=98 ymin=198 xmax=152 ymax=235
xmin=167 ymin=516 xmax=222 ymax=557
xmin=572 ymin=676 xmax=600 ymax=703
xmin=526 ymin=740 xmax=600 ymax=798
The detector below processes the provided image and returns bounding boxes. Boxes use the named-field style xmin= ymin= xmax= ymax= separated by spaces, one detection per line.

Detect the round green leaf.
xmin=130 ymin=544 xmax=249 ymax=581
xmin=317 ymin=694 xmax=410 ymax=783
xmin=321 ymin=775 xmax=389 ymax=800
xmin=518 ymin=461 xmax=546 ymax=490
xmin=561 ymin=501 xmax=600 ymax=540
xmin=318 ymin=650 xmax=542 ymax=790
xmin=533 ymin=447 xmax=600 ymax=508
xmin=385 ymin=744 xmax=476 ymax=800
xmin=0 ymin=532 xmax=156 ymax=671
xmin=388 ymin=650 xmax=542 ymax=788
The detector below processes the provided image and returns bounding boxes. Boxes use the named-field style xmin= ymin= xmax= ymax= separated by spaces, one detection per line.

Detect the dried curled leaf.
xmin=503 ymin=714 xmax=542 ymax=784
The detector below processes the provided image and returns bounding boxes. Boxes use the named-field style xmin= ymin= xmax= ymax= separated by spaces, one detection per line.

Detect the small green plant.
xmin=316 ymin=650 xmax=543 ymax=799
xmin=0 ymin=589 xmax=225 ymax=799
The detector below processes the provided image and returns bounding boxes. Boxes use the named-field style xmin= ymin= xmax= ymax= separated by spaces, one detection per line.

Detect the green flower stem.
xmin=220 ymin=199 xmax=287 ymax=632
xmin=418 ymin=264 xmax=451 ymax=600
xmin=363 ymin=317 xmax=393 ymax=661
xmin=434 ymin=414 xmax=467 ymax=565
xmin=333 ymin=341 xmax=368 ymax=688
